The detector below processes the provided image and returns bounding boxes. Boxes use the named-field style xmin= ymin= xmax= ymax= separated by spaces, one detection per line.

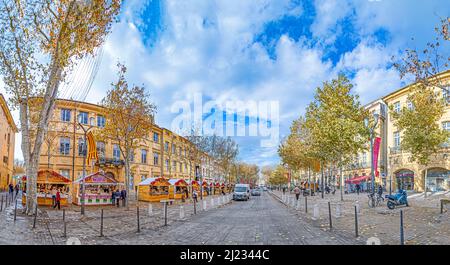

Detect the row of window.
xmin=58 ymin=138 xmax=192 ymax=172
xmin=392 ymin=121 xmax=450 ymax=148
xmin=392 ymin=89 xmax=450 ymax=114
xmin=61 ymin=109 xmax=105 ymax=128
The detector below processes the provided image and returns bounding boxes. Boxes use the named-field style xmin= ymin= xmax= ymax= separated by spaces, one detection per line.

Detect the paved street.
xmin=0 ymin=191 xmax=362 ymax=245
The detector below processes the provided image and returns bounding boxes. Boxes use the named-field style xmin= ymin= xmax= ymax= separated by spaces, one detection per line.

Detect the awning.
xmin=139 ymin=177 xmax=170 ymax=186
xmin=345 ymin=175 xmax=370 ymax=184
xmin=168 ymin=178 xmax=188 ymax=186
xmin=74 ymin=172 xmax=119 ymax=185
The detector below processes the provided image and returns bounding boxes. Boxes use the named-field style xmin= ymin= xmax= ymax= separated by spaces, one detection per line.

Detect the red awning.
xmin=345 ymin=175 xmax=370 ymax=184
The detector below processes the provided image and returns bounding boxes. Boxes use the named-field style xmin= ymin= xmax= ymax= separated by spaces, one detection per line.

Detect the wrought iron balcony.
xmin=96 ymin=157 xmax=125 ymax=167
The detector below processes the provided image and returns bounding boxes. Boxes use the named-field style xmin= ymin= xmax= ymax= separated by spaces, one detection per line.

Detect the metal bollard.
xmin=100 ymin=209 xmax=104 ymax=237
xmin=305 ymin=197 xmax=308 ymax=213
xmin=193 ymin=199 xmax=197 ymax=215
xmin=400 ymin=210 xmax=404 ymax=245
xmin=164 ymin=202 xmax=168 ymax=226
xmin=179 ymin=205 xmax=185 ymax=219
xmin=355 ymin=201 xmax=360 ymax=213
xmin=354 ymin=205 xmax=359 ymax=237
xmin=202 ymin=200 xmax=207 ymax=211
xmin=137 ymin=206 xmax=141 ymax=232
xmin=63 ymin=209 xmax=66 ymax=237
xmin=148 ymin=203 xmax=153 ymax=216
xmin=328 ymin=201 xmax=332 ymax=230
xmin=14 ymin=197 xmax=17 ymax=222
xmin=1 ymin=195 xmax=3 ymax=212
xmin=312 ymin=204 xmax=320 ymax=220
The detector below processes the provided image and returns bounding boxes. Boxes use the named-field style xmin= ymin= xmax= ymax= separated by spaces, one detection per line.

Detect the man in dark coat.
xmin=120 ymin=189 xmax=127 ymax=207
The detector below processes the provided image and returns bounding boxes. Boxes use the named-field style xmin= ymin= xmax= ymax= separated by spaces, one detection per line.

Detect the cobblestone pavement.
xmin=271 ymin=189 xmax=450 ymax=245
xmin=0 ymin=191 xmax=362 ymax=245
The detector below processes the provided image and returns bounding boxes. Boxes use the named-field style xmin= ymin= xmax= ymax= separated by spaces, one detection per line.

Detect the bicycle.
xmin=368 ymin=193 xmax=384 ymax=207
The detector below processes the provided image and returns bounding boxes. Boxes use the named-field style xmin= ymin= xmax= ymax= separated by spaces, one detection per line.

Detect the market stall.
xmin=168 ymin=178 xmax=188 ymax=200
xmin=73 ymin=172 xmax=123 ymax=205
xmin=213 ymin=182 xmax=221 ymax=195
xmin=21 ymin=170 xmax=71 ymax=206
xmin=138 ymin=177 xmax=170 ymax=202
xmin=220 ymin=183 xmax=226 ymax=194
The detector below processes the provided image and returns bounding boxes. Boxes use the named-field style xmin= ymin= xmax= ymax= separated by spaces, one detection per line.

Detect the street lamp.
xmin=364 ymin=112 xmax=379 ymax=208
xmin=77 ymin=114 xmax=95 ymax=215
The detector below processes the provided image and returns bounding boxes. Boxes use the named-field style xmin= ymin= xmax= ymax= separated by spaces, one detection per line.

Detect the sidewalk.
xmin=269 ymin=189 xmax=450 ymax=245
xmin=0 ymin=193 xmax=233 ymax=245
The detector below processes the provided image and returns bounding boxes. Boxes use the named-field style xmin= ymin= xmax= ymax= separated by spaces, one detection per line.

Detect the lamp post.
xmin=77 ymin=115 xmax=95 ymax=215
xmin=364 ymin=112 xmax=379 ymax=208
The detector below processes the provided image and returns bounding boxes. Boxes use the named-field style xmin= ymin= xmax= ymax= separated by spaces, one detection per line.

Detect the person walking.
xmin=8 ymin=183 xmax=13 ymax=197
xmin=378 ymin=185 xmax=383 ymax=199
xmin=111 ymin=190 xmax=116 ymax=206
xmin=192 ymin=189 xmax=198 ymax=203
xmin=356 ymin=184 xmax=360 ymax=195
xmin=115 ymin=190 xmax=121 ymax=207
xmin=53 ymin=190 xmax=61 ymax=210
xmin=14 ymin=183 xmax=19 ymax=198
xmin=293 ymin=186 xmax=300 ymax=200
xmin=120 ymin=189 xmax=127 ymax=207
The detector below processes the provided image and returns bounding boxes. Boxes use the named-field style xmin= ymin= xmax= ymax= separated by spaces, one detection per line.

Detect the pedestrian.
xmin=356 ymin=184 xmax=360 ymax=195
xmin=51 ymin=187 xmax=57 ymax=207
xmin=53 ymin=190 xmax=61 ymax=210
xmin=115 ymin=190 xmax=121 ymax=207
xmin=293 ymin=186 xmax=300 ymax=200
xmin=121 ymin=189 xmax=127 ymax=207
xmin=14 ymin=183 xmax=19 ymax=198
xmin=378 ymin=185 xmax=383 ymax=197
xmin=282 ymin=187 xmax=286 ymax=195
xmin=111 ymin=190 xmax=116 ymax=206
xmin=8 ymin=183 xmax=13 ymax=196
xmin=185 ymin=188 xmax=189 ymax=199
xmin=193 ymin=189 xmax=198 ymax=203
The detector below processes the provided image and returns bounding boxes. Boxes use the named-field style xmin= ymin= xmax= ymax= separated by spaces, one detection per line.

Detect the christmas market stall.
xmin=168 ymin=178 xmax=188 ymax=200
xmin=191 ymin=180 xmax=200 ymax=195
xmin=213 ymin=182 xmax=221 ymax=195
xmin=138 ymin=177 xmax=170 ymax=202
xmin=73 ymin=172 xmax=123 ymax=206
xmin=202 ymin=180 xmax=209 ymax=196
xmin=21 ymin=170 xmax=71 ymax=206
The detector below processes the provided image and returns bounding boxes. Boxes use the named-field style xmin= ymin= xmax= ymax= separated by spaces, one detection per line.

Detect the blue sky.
xmin=2 ymin=0 xmax=449 ymax=167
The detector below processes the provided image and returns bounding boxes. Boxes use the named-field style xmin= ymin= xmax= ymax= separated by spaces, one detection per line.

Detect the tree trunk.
xmin=340 ymin=165 xmax=343 ymax=201
xmin=124 ymin=158 xmax=130 ymax=209
xmin=321 ymin=161 xmax=324 ymax=199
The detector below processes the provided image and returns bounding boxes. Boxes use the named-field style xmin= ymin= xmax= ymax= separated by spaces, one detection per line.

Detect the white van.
xmin=233 ymin=184 xmax=250 ymax=201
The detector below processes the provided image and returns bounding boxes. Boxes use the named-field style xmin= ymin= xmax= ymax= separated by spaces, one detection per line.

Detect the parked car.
xmin=262 ymin=186 xmax=268 ymax=191
xmin=233 ymin=184 xmax=251 ymax=201
xmin=251 ymin=188 xmax=261 ymax=196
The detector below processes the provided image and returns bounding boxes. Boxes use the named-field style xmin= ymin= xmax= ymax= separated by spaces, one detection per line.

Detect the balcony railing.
xmin=390 ymin=146 xmax=402 ymax=154
xmin=96 ymin=157 xmax=125 ymax=167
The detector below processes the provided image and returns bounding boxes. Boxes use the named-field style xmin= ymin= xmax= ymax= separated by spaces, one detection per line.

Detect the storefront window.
xmin=427 ymin=168 xmax=450 ymax=192
xmin=395 ymin=170 xmax=414 ymax=191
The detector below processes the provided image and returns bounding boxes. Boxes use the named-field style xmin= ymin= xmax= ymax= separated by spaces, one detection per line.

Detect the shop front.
xmin=168 ymin=178 xmax=188 ymax=200
xmin=73 ymin=172 xmax=123 ymax=206
xmin=395 ymin=169 xmax=415 ymax=191
xmin=21 ymin=170 xmax=71 ymax=206
xmin=426 ymin=168 xmax=450 ymax=192
xmin=138 ymin=177 xmax=170 ymax=202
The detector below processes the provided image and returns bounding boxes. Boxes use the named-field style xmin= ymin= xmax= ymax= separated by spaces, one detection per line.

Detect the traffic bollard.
xmin=354 ymin=205 xmax=359 ymax=237
xmin=312 ymin=204 xmax=319 ymax=220
xmin=100 ymin=209 xmax=104 ymax=237
xmin=355 ymin=201 xmax=360 ymax=213
xmin=164 ymin=202 xmax=168 ymax=226
xmin=202 ymin=200 xmax=207 ymax=211
xmin=137 ymin=206 xmax=141 ymax=232
xmin=400 ymin=210 xmax=404 ymax=245
xmin=63 ymin=209 xmax=66 ymax=237
xmin=193 ymin=200 xmax=197 ymax=215
xmin=1 ymin=195 xmax=3 ymax=212
xmin=305 ymin=197 xmax=308 ymax=213
xmin=328 ymin=201 xmax=332 ymax=230
xmin=179 ymin=205 xmax=185 ymax=219
xmin=13 ymin=197 xmax=17 ymax=222
xmin=5 ymin=195 xmax=8 ymax=207
xmin=148 ymin=203 xmax=153 ymax=216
